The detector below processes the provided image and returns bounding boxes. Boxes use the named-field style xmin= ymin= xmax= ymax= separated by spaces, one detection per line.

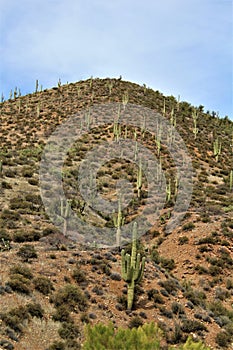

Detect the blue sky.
xmin=0 ymin=0 xmax=232 ymax=119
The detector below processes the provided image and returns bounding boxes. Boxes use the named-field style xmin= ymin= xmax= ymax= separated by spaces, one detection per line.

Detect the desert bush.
xmin=1 ymin=305 xmax=30 ymax=333
xmin=128 ymin=316 xmax=144 ymax=329
xmin=21 ymin=166 xmax=34 ymax=177
xmin=46 ymin=341 xmax=65 ymax=350
xmin=147 ymin=288 xmax=165 ymax=305
xmin=178 ymin=236 xmax=189 ymax=245
xmin=6 ymin=274 xmax=31 ymax=294
xmin=171 ymin=302 xmax=185 ymax=315
xmin=72 ymin=268 xmax=87 ymax=284
xmin=158 ymin=278 xmax=180 ymax=294
xmin=182 ymin=222 xmax=195 ymax=231
xmin=51 ymin=284 xmax=88 ymax=312
xmin=28 ymin=178 xmax=39 ymax=186
xmin=1 ymin=180 xmax=12 ymax=189
xmin=0 ymin=229 xmax=11 ymax=241
xmin=58 ymin=322 xmax=80 ymax=340
xmin=160 ymin=257 xmax=176 ymax=271
xmin=52 ymin=305 xmax=72 ymax=323
xmin=184 ymin=289 xmax=206 ymax=307
xmin=26 ymin=303 xmax=44 ymax=318
xmin=214 ymin=287 xmax=230 ymax=301
xmin=181 ymin=319 xmax=207 ymax=333
xmin=215 ymin=331 xmax=232 ymax=348
xmin=65 ymin=339 xmax=81 ymax=349
xmin=1 ymin=209 xmax=20 ymax=221
xmin=116 ymin=294 xmax=127 ymax=309
xmin=13 ymin=230 xmax=41 ymax=242
xmin=226 ymin=278 xmax=233 ymax=290
xmin=10 ymin=265 xmax=33 ymax=279
xmin=17 ymin=244 xmax=37 ymax=262
xmin=34 ymin=276 xmax=54 ymax=295
xmin=208 ymin=301 xmax=233 ymax=320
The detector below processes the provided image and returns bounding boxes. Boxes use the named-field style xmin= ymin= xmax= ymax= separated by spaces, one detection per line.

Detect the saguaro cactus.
xmin=113 ymin=195 xmax=125 ymax=248
xmin=60 ymin=198 xmax=72 ymax=236
xmin=230 ymin=170 xmax=233 ymax=191
xmin=136 ymin=158 xmax=143 ymax=198
xmin=213 ymin=137 xmax=221 ymax=162
xmin=121 ymin=222 xmax=146 ymax=310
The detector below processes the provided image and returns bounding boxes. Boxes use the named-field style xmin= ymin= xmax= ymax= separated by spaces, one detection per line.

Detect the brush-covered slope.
xmin=0 ymin=78 xmax=232 ymax=350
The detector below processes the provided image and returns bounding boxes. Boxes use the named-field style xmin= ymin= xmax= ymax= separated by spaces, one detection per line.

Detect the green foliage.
xmin=33 ymin=276 xmax=54 ymax=295
xmin=58 ymin=322 xmax=79 ymax=340
xmin=46 ymin=341 xmax=65 ymax=350
xmin=182 ymin=222 xmax=195 ymax=231
xmin=128 ymin=316 xmax=143 ymax=329
xmin=51 ymin=284 xmax=88 ymax=312
xmin=181 ymin=319 xmax=207 ymax=333
xmin=10 ymin=265 xmax=33 ymax=279
xmin=17 ymin=244 xmax=37 ymax=262
xmin=82 ymin=322 xmax=210 ymax=350
xmin=26 ymin=302 xmax=44 ymax=318
xmin=83 ymin=322 xmax=162 ymax=350
xmin=72 ymin=268 xmax=87 ymax=284
xmin=175 ymin=336 xmax=210 ymax=349
xmin=6 ymin=274 xmax=31 ymax=294
xmin=52 ymin=305 xmax=72 ymax=323
xmin=215 ymin=331 xmax=232 ymax=348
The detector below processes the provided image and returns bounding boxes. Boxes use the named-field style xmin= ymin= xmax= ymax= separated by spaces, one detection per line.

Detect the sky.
xmin=0 ymin=0 xmax=232 ymax=119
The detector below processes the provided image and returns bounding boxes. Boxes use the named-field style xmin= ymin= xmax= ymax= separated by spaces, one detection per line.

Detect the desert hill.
xmin=0 ymin=77 xmax=232 ymax=349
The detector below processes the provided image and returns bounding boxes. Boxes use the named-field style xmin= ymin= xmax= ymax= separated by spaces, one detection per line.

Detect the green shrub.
xmin=158 ymin=278 xmax=180 ymax=294
xmin=181 ymin=319 xmax=207 ymax=333
xmin=46 ymin=341 xmax=65 ymax=350
xmin=58 ymin=322 xmax=80 ymax=340
xmin=26 ymin=303 xmax=44 ymax=318
xmin=13 ymin=230 xmax=41 ymax=242
xmin=52 ymin=305 xmax=72 ymax=323
xmin=171 ymin=302 xmax=185 ymax=315
xmin=178 ymin=236 xmax=189 ymax=245
xmin=215 ymin=331 xmax=231 ymax=348
xmin=82 ymin=322 xmax=210 ymax=350
xmin=33 ymin=276 xmax=54 ymax=295
xmin=128 ymin=316 xmax=143 ymax=329
xmin=1 ymin=305 xmax=30 ymax=333
xmin=175 ymin=336 xmax=210 ymax=349
xmin=72 ymin=268 xmax=87 ymax=284
xmin=51 ymin=284 xmax=88 ymax=312
xmin=17 ymin=244 xmax=37 ymax=262
xmin=83 ymin=322 xmax=162 ymax=350
xmin=0 ymin=229 xmax=11 ymax=241
xmin=182 ymin=222 xmax=195 ymax=231
xmin=6 ymin=274 xmax=31 ymax=294
xmin=10 ymin=265 xmax=33 ymax=279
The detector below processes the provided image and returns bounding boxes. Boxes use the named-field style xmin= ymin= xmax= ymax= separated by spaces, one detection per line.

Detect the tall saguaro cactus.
xmin=230 ymin=170 xmax=233 ymax=191
xmin=136 ymin=158 xmax=143 ymax=198
xmin=60 ymin=198 xmax=72 ymax=236
xmin=113 ymin=195 xmax=125 ymax=248
xmin=121 ymin=223 xmax=146 ymax=310
xmin=213 ymin=137 xmax=221 ymax=162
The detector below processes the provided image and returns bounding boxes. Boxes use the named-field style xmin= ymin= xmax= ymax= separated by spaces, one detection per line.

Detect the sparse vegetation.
xmin=0 ymin=77 xmax=232 ymax=349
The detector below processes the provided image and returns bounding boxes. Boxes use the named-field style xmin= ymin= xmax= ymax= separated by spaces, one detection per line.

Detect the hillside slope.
xmin=0 ymin=78 xmax=232 ymax=350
